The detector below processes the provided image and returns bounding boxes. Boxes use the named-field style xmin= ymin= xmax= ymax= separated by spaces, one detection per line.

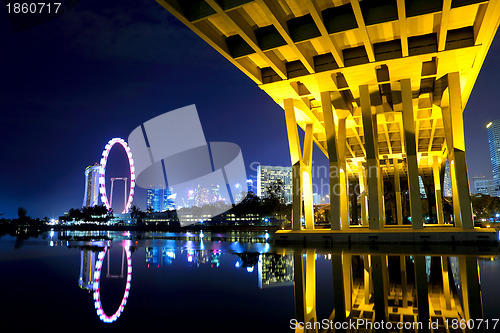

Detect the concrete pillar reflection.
xmin=293 ymin=252 xmax=305 ymax=332
xmin=332 ymin=253 xmax=352 ymax=322
xmin=304 ymin=250 xmax=317 ymax=331
xmin=414 ymin=256 xmax=430 ymax=329
xmin=370 ymin=255 xmax=388 ymax=322
xmin=458 ymin=257 xmax=484 ymax=323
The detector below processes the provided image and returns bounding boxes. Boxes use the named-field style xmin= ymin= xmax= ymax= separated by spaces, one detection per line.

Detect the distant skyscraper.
xmin=487 ymin=120 xmax=500 ymax=196
xmin=313 ymin=193 xmax=322 ymax=205
xmin=83 ymin=164 xmax=100 ymax=207
xmin=163 ymin=188 xmax=176 ymax=211
xmin=473 ymin=176 xmax=497 ymax=196
xmin=246 ymin=179 xmax=254 ymax=193
xmin=194 ymin=185 xmax=210 ymax=207
xmin=148 ymin=188 xmax=175 ymax=212
xmin=147 ymin=188 xmax=162 ymax=212
xmin=257 ymin=165 xmax=292 ymax=204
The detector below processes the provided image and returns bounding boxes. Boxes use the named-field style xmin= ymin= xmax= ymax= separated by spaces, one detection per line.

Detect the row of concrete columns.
xmin=293 ymin=251 xmax=483 ymax=333
xmin=284 ymin=72 xmax=474 ymax=231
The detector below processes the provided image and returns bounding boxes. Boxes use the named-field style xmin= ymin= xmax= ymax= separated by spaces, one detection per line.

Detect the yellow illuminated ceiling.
xmin=156 ymin=0 xmax=500 ymax=176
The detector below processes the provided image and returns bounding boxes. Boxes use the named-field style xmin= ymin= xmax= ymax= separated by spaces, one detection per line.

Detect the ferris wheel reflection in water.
xmin=79 ymin=240 xmax=132 ymax=323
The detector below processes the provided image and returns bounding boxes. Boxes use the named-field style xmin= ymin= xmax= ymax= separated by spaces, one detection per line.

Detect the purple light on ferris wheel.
xmin=99 ymin=138 xmax=135 ymax=213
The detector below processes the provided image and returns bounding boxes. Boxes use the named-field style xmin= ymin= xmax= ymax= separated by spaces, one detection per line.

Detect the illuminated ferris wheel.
xmin=99 ymin=138 xmax=135 ymax=213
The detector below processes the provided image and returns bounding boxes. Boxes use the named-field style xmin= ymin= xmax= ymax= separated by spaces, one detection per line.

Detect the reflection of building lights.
xmin=246 ymin=266 xmax=254 ymax=273
xmin=264 ymin=232 xmax=269 ymax=241
xmin=235 ymin=261 xmax=240 ymax=268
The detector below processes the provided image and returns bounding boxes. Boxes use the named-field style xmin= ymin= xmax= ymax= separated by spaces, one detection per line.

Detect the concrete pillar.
xmin=338 ymin=118 xmax=350 ymax=230
xmin=393 ymin=159 xmax=403 ymax=225
xmin=292 ymin=162 xmax=302 ymax=230
xmin=449 ymin=73 xmax=474 ymax=229
xmin=303 ymin=124 xmax=314 ymax=230
xmin=433 ymin=156 xmax=445 ymax=224
xmin=358 ymin=163 xmax=368 ymax=226
xmin=360 ymin=85 xmax=381 ymax=229
xmin=401 ymin=79 xmax=424 ymax=229
xmin=442 ymin=72 xmax=474 ymax=229
xmin=284 ymin=99 xmax=303 ymax=230
xmin=321 ymin=91 xmax=341 ymax=230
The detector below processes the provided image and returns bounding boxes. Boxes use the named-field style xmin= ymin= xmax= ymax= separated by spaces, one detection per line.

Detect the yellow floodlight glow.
xmin=487 ymin=122 xmax=492 ymax=128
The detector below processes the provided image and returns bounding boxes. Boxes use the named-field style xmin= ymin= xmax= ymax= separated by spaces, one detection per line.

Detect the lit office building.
xmin=82 ymin=164 xmax=101 ymax=207
xmin=148 ymin=188 xmax=176 ymax=212
xmin=313 ymin=193 xmax=322 ymax=205
xmin=147 ymin=188 xmax=162 ymax=212
xmin=257 ymin=165 xmax=292 ymax=204
xmin=443 ymin=160 xmax=452 ymax=198
xmin=163 ymin=188 xmax=176 ymax=211
xmin=473 ymin=176 xmax=497 ymax=197
xmin=246 ymin=179 xmax=254 ymax=193
xmin=487 ymin=120 xmax=500 ymax=197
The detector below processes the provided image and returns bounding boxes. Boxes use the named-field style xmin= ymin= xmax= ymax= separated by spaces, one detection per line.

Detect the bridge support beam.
xmin=401 ymin=79 xmax=424 ymax=229
xmin=321 ymin=91 xmax=342 ymax=230
xmin=394 ymin=159 xmax=403 ymax=225
xmin=284 ymin=98 xmax=315 ymax=230
xmin=358 ymin=163 xmax=368 ymax=226
xmin=284 ymin=99 xmax=303 ymax=230
xmin=360 ymin=85 xmax=381 ymax=230
xmin=445 ymin=72 xmax=474 ymax=229
xmin=433 ymin=156 xmax=445 ymax=224
xmin=338 ymin=118 xmax=350 ymax=230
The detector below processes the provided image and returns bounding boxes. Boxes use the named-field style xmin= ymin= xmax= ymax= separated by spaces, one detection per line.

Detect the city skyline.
xmin=2 ymin=0 xmax=500 ymax=218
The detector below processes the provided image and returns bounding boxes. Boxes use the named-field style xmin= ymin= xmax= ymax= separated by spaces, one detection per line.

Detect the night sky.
xmin=1 ymin=0 xmax=499 ymax=218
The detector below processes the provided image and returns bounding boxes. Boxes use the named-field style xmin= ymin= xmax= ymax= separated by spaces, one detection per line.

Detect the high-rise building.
xmin=147 ymin=188 xmax=162 ymax=212
xmin=148 ymin=188 xmax=176 ymax=212
xmin=246 ymin=179 xmax=254 ymax=193
xmin=163 ymin=188 xmax=176 ymax=211
xmin=257 ymin=165 xmax=292 ymax=204
xmin=313 ymin=193 xmax=322 ymax=205
xmin=83 ymin=164 xmax=100 ymax=207
xmin=487 ymin=120 xmax=500 ymax=197
xmin=473 ymin=176 xmax=497 ymax=197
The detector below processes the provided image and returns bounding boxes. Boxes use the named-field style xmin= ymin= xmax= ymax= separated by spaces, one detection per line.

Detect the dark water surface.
xmin=0 ymin=230 xmax=499 ymax=332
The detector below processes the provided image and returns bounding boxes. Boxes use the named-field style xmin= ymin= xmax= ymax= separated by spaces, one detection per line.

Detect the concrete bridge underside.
xmin=157 ymin=0 xmax=500 ymax=239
